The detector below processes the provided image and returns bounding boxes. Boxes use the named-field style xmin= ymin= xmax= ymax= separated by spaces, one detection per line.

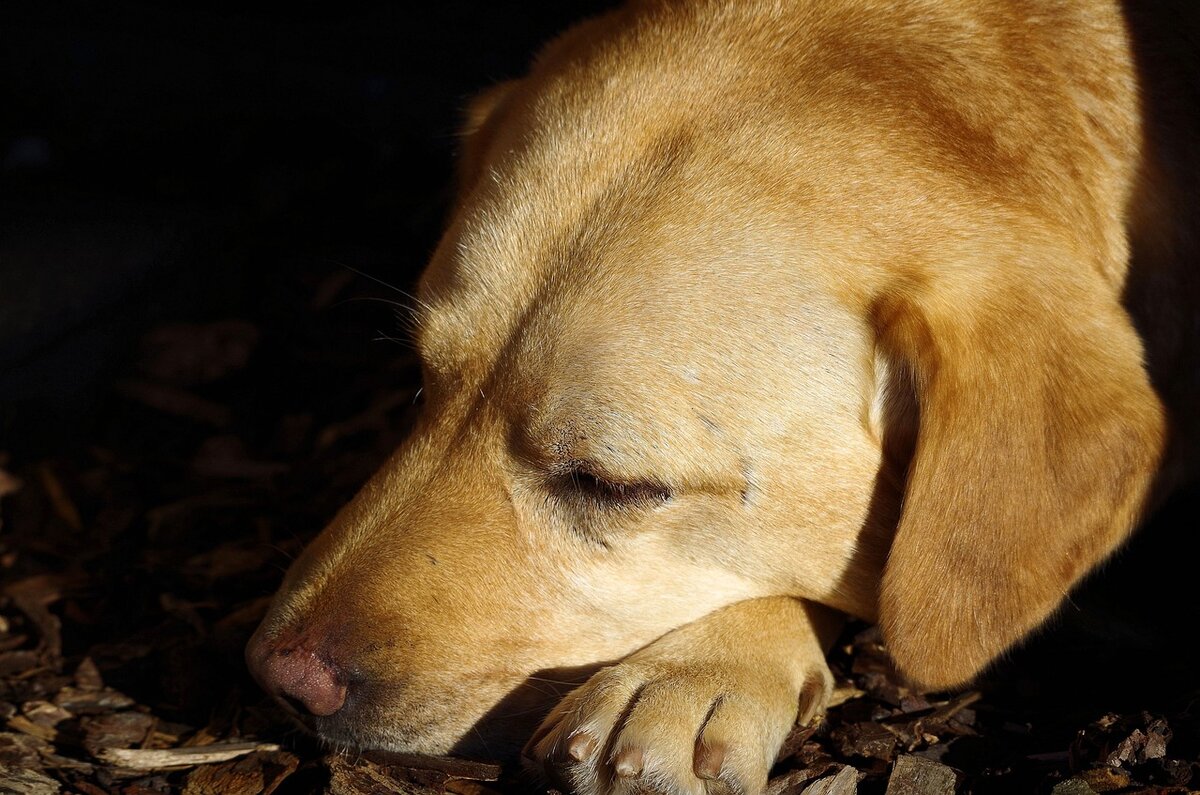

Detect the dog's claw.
xmin=568 ymin=731 xmax=599 ymax=763
xmin=693 ymin=741 xmax=725 ymax=780
xmin=613 ymin=746 xmax=644 ymax=778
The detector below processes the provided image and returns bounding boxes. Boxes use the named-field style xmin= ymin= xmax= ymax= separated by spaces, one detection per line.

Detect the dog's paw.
xmin=523 ymin=653 xmax=831 ymax=795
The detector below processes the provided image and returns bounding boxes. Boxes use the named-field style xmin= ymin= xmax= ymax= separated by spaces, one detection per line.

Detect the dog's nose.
xmin=246 ymin=626 xmax=348 ymax=717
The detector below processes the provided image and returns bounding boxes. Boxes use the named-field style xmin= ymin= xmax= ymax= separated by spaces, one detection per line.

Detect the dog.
xmin=246 ymin=1 xmax=1199 ymax=792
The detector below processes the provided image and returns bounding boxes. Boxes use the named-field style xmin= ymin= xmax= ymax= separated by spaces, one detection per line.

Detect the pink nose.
xmin=246 ymin=627 xmax=348 ymax=717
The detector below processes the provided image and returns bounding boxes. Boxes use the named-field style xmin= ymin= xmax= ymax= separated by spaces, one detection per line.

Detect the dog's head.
xmin=247 ymin=4 xmax=1164 ymax=757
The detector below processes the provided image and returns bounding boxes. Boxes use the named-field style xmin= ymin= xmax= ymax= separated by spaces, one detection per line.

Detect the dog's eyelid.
xmin=554 ymin=460 xmax=674 ymax=507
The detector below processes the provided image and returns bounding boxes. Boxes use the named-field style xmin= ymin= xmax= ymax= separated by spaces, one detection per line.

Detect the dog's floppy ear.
xmin=457 ymin=80 xmax=519 ymax=194
xmin=874 ymin=255 xmax=1165 ymax=689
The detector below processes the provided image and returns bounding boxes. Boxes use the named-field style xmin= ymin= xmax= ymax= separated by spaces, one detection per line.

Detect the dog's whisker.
xmin=471 ymin=724 xmax=494 ymax=758
xmin=265 ymin=542 xmax=295 ymax=562
xmin=373 ymin=330 xmax=414 ymax=349
xmin=524 ymin=675 xmax=591 ymax=686
xmin=492 ymin=704 xmax=559 ymax=722
xmin=335 ymin=295 xmax=419 ymax=315
xmin=330 ymin=260 xmax=435 ymax=314
xmin=515 ymin=680 xmax=562 ymax=699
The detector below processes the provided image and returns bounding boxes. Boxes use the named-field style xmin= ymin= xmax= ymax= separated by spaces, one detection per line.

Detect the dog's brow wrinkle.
xmin=740 ymin=457 xmax=758 ymax=506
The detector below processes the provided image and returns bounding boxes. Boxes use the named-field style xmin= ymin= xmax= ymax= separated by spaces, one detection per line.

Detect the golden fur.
xmin=248 ymin=1 xmax=1198 ymax=792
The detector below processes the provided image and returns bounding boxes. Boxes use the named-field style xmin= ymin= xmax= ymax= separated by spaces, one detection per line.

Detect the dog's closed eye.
xmin=555 ymin=463 xmax=673 ymax=512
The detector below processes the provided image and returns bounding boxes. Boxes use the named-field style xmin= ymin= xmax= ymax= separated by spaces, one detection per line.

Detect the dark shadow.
xmin=451 ymin=662 xmax=607 ymax=763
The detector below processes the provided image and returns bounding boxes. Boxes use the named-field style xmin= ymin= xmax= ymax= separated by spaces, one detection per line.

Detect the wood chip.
xmin=73 ymin=657 xmax=105 ymax=691
xmin=803 ymin=765 xmax=859 ymax=794
xmin=835 ymin=721 xmax=899 ymax=761
xmin=0 ymin=765 xmax=61 ymax=794
xmin=885 ymin=755 xmax=957 ymax=795
xmin=768 ymin=764 xmax=837 ymax=795
xmin=1050 ymin=779 xmax=1098 ymax=795
xmin=94 ymin=742 xmax=280 ymax=770
xmin=6 ymin=715 xmax=58 ymax=742
xmin=182 ymin=750 xmax=297 ymax=795
xmin=0 ymin=730 xmax=51 ymax=768
xmin=828 ymin=684 xmax=867 ymax=709
xmin=21 ymin=701 xmax=72 ymax=730
xmin=81 ymin=711 xmax=156 ymax=754
xmin=55 ymin=686 xmax=136 ymax=715
xmin=327 ymin=755 xmax=441 ymax=795
xmin=360 ymin=751 xmax=502 ymax=782
xmin=1080 ymin=767 xmax=1133 ymax=792
xmin=5 ymin=575 xmax=77 ymax=661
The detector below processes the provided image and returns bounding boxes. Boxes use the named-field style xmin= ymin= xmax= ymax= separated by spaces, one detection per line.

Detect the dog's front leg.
xmin=523 ymin=596 xmax=838 ymax=795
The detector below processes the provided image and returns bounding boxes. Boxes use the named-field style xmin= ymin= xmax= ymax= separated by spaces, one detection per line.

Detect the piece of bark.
xmin=7 ymin=714 xmax=59 ymax=742
xmin=0 ymin=765 xmax=61 ymax=794
xmin=768 ymin=763 xmax=839 ymax=795
xmin=81 ymin=712 xmax=156 ymax=755
xmin=0 ymin=730 xmax=50 ymax=767
xmin=118 ymin=774 xmax=173 ymax=794
xmin=835 ymin=722 xmax=899 ymax=761
xmin=73 ymin=657 xmax=105 ymax=691
xmin=5 ymin=575 xmax=76 ymax=661
xmin=184 ymin=757 xmax=263 ymax=795
xmin=95 ymin=741 xmax=280 ymax=770
xmin=182 ymin=750 xmax=297 ymax=795
xmin=327 ymin=755 xmax=441 ymax=795
xmin=361 ymin=751 xmax=502 ymax=782
xmin=1050 ymin=779 xmax=1098 ymax=795
xmin=55 ymin=686 xmax=135 ymax=714
xmin=899 ymin=695 xmax=933 ymax=714
xmin=1106 ymin=721 xmax=1171 ymax=768
xmin=257 ymin=750 xmax=301 ymax=795
xmin=802 ymin=764 xmax=859 ymax=794
xmin=777 ymin=723 xmax=820 ymax=763
xmin=885 ymin=755 xmax=956 ymax=795
xmin=38 ymin=745 xmax=95 ymax=775
xmin=1079 ymin=768 xmax=1133 ymax=792
xmin=22 ymin=700 xmax=72 ymax=730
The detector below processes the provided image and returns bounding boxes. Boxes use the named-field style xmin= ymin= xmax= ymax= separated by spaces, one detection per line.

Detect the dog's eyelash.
xmin=559 ymin=466 xmax=672 ymax=510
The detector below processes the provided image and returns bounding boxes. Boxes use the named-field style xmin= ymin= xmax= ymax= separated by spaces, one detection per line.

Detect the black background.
xmin=1 ymin=1 xmax=616 ymax=455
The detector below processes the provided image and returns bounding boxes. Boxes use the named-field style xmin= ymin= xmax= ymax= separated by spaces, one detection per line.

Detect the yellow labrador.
xmin=247 ymin=1 xmax=1199 ymax=792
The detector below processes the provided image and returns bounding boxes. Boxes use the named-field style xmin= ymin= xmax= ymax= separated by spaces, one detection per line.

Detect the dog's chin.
xmin=308 ymin=719 xmax=534 ymax=764
xmin=304 ymin=711 xmax=464 ymax=757
xmin=283 ymin=684 xmax=548 ymax=762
